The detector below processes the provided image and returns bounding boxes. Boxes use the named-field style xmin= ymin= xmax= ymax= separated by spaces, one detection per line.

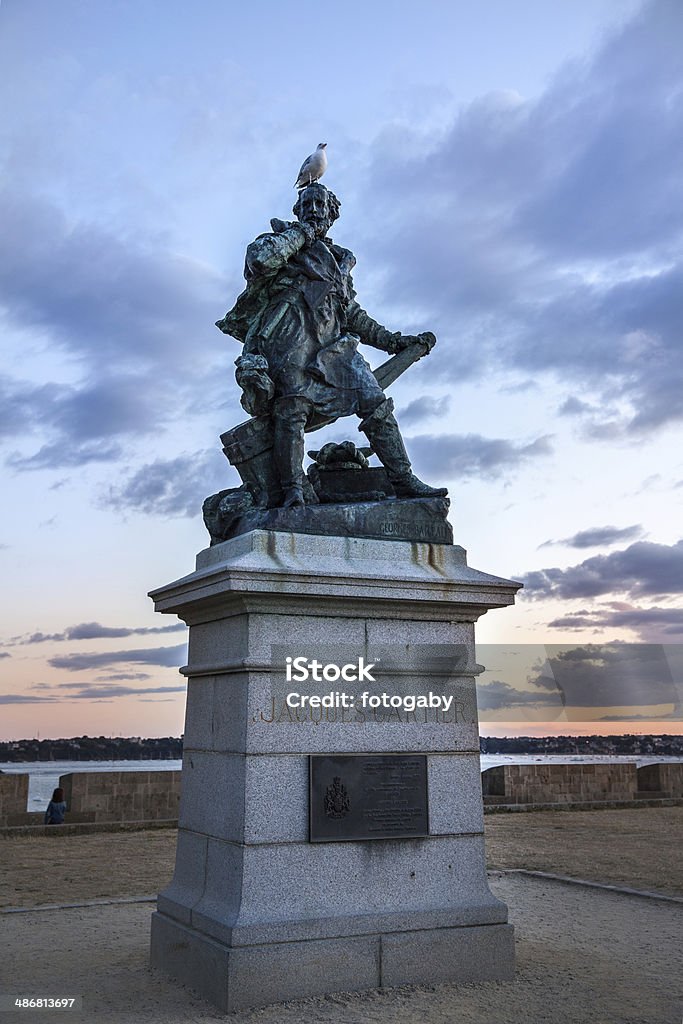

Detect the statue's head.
xmin=293 ymin=183 xmax=340 ymax=239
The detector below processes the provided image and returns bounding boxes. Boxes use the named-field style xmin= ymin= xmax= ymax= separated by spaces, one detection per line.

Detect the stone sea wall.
xmin=481 ymin=761 xmax=683 ymax=806
xmin=0 ymin=772 xmax=29 ymax=826
xmin=2 ymin=763 xmax=683 ymax=829
xmin=636 ymin=762 xmax=683 ymax=798
xmin=60 ymin=770 xmax=181 ymax=823
xmin=0 ymin=769 xmax=180 ymax=827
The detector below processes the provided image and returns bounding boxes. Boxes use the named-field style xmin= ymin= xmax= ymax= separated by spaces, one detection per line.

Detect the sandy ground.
xmin=2 ymin=874 xmax=681 ymax=1024
xmin=484 ymin=806 xmax=683 ymax=897
xmin=2 ymin=808 xmax=681 ymax=1023
xmin=0 ymin=828 xmax=175 ymax=909
xmin=1 ymin=807 xmax=681 ymax=909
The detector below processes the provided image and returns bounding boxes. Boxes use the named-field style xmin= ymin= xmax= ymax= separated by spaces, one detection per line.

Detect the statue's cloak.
xmin=217 ymin=233 xmax=385 ymax=420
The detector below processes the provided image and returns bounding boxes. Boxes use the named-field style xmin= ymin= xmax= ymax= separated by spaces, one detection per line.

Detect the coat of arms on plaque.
xmin=324 ymin=776 xmax=350 ymax=818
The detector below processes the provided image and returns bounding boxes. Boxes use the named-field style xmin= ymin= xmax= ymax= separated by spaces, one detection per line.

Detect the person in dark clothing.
xmin=45 ymin=787 xmax=67 ymax=825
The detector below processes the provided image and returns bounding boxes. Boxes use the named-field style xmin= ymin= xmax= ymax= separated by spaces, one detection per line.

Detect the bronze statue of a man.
xmin=217 ymin=183 xmax=446 ymax=509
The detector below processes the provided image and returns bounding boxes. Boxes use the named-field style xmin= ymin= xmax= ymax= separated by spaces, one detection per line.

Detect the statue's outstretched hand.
xmin=397 ymin=331 xmax=436 ymax=356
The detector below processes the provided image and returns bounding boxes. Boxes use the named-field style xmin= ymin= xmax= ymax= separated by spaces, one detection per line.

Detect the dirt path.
xmin=1 ymin=807 xmax=681 ymax=909
xmin=0 ymin=828 xmax=176 ymax=908
xmin=4 ymin=874 xmax=681 ymax=1023
xmin=484 ymin=806 xmax=683 ymax=896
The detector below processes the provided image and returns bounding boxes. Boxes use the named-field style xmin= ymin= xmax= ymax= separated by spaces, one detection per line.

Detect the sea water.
xmin=2 ymin=754 xmax=682 ymax=813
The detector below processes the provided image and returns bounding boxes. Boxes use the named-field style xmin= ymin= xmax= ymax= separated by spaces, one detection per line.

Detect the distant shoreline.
xmin=2 ymin=732 xmax=682 ymax=763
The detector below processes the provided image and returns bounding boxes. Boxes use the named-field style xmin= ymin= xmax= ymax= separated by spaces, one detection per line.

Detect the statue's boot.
xmin=360 ymin=399 xmax=448 ymax=498
xmin=272 ymin=397 xmax=311 ymax=508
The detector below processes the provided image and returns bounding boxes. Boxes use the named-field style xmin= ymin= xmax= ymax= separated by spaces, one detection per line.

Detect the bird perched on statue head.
xmin=294 ymin=143 xmax=328 ymax=189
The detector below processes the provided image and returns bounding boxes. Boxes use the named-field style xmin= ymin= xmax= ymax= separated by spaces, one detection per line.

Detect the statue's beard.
xmin=306 ymin=218 xmax=329 ymax=239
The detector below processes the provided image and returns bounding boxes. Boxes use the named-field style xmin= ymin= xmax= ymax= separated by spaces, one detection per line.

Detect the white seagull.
xmin=294 ymin=143 xmax=328 ymax=189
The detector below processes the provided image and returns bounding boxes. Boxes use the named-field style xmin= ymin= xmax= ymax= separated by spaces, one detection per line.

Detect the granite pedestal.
xmin=149 ymin=530 xmax=520 ymax=1012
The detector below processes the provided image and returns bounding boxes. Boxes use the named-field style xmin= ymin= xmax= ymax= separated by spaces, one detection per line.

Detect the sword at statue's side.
xmin=372 ymin=333 xmax=435 ymax=390
xmin=305 ymin=334 xmax=435 ymax=434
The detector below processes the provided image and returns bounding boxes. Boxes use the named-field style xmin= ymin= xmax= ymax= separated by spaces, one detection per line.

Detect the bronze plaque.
xmin=309 ymin=754 xmax=429 ymax=842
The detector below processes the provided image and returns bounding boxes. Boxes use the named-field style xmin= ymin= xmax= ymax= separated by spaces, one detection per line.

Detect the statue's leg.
xmin=359 ymin=398 xmax=448 ymax=498
xmin=272 ymin=395 xmax=312 ymax=508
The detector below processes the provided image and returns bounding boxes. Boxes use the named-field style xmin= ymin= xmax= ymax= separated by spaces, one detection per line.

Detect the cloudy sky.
xmin=1 ymin=0 xmax=682 ymax=741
